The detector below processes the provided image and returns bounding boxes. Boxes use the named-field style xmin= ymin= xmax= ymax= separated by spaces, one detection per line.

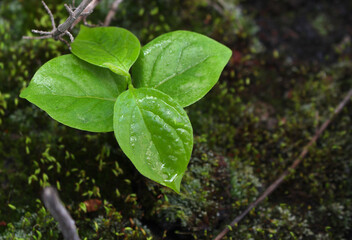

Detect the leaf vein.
xmin=154 ymin=55 xmax=211 ymax=88
xmin=79 ymin=39 xmax=127 ymax=71
xmin=34 ymin=93 xmax=116 ymax=102
xmin=149 ymin=41 xmax=174 ymax=87
xmin=141 ymin=108 xmax=188 ymax=160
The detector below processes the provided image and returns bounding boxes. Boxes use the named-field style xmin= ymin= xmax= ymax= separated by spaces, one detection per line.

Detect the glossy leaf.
xmin=114 ymin=87 xmax=193 ymax=192
xmin=132 ymin=30 xmax=232 ymax=107
xmin=71 ymin=26 xmax=141 ymax=77
xmin=20 ymin=54 xmax=127 ymax=132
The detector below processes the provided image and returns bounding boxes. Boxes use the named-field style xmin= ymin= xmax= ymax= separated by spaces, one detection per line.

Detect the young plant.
xmin=20 ymin=26 xmax=231 ymax=192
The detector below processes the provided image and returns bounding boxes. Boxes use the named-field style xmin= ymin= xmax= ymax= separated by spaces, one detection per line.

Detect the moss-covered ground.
xmin=0 ymin=0 xmax=351 ymax=239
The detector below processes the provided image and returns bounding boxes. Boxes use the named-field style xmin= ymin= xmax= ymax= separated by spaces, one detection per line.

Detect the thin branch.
xmin=31 ymin=29 xmax=53 ymax=35
xmin=64 ymin=3 xmax=75 ymax=16
xmin=71 ymin=0 xmax=102 ymax=28
xmin=55 ymin=0 xmax=92 ymax=38
xmin=42 ymin=187 xmax=80 ymax=240
xmin=104 ymin=0 xmax=123 ymax=26
xmin=23 ymin=0 xmax=95 ymax=48
xmin=214 ymin=88 xmax=352 ymax=240
xmin=65 ymin=30 xmax=74 ymax=42
xmin=42 ymin=0 xmax=56 ymax=28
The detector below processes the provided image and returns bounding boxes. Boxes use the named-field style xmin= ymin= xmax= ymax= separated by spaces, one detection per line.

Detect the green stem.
xmin=126 ymin=75 xmax=132 ymax=86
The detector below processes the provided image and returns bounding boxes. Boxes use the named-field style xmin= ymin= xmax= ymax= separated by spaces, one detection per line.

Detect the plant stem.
xmin=214 ymin=88 xmax=352 ymax=240
xmin=127 ymin=75 xmax=133 ymax=87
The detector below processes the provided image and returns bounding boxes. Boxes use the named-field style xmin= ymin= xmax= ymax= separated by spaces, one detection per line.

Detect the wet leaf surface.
xmin=132 ymin=31 xmax=232 ymax=107
xmin=71 ymin=26 xmax=141 ymax=77
xmin=113 ymin=87 xmax=193 ymax=192
xmin=20 ymin=54 xmax=127 ymax=132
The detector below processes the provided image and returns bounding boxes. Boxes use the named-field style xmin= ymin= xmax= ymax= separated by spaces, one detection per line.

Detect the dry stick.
xmin=71 ymin=0 xmax=102 ymax=28
xmin=214 ymin=88 xmax=352 ymax=240
xmin=104 ymin=0 xmax=123 ymax=26
xmin=23 ymin=0 xmax=94 ymax=43
xmin=51 ymin=0 xmax=92 ymax=39
xmin=42 ymin=187 xmax=80 ymax=240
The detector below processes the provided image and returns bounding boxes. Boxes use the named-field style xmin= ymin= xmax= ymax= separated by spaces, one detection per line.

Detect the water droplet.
xmin=164 ymin=173 xmax=178 ymax=183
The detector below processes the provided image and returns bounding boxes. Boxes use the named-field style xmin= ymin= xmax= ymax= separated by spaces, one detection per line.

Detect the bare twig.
xmin=71 ymin=0 xmax=102 ymax=28
xmin=42 ymin=187 xmax=80 ymax=240
xmin=104 ymin=0 xmax=123 ymax=26
xmin=44 ymin=0 xmax=56 ymax=28
xmin=23 ymin=0 xmax=95 ymax=48
xmin=214 ymin=88 xmax=352 ymax=240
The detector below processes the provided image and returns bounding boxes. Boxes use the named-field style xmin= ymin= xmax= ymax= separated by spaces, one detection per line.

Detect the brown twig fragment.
xmin=42 ymin=187 xmax=80 ymax=240
xmin=214 ymin=88 xmax=352 ymax=240
xmin=23 ymin=0 xmax=95 ymax=48
xmin=72 ymin=0 xmax=102 ymax=28
xmin=104 ymin=0 xmax=123 ymax=26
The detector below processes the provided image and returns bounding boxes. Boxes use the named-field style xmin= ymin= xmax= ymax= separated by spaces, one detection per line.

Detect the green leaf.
xmin=132 ymin=31 xmax=232 ymax=107
xmin=71 ymin=26 xmax=141 ymax=77
xmin=114 ymin=87 xmax=193 ymax=192
xmin=8 ymin=204 xmax=16 ymax=210
xmin=20 ymin=54 xmax=127 ymax=132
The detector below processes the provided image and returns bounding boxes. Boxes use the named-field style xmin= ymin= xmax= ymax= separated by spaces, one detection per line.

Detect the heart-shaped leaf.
xmin=71 ymin=26 xmax=141 ymax=77
xmin=114 ymin=87 xmax=193 ymax=192
xmin=132 ymin=31 xmax=232 ymax=107
xmin=20 ymin=54 xmax=127 ymax=132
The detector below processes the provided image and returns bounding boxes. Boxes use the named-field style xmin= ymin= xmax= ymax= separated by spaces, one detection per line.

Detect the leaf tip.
xmin=103 ymin=63 xmax=130 ymax=78
xmin=163 ymin=173 xmax=184 ymax=194
xmin=219 ymin=44 xmax=232 ymax=64
xmin=19 ymin=88 xmax=29 ymax=99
